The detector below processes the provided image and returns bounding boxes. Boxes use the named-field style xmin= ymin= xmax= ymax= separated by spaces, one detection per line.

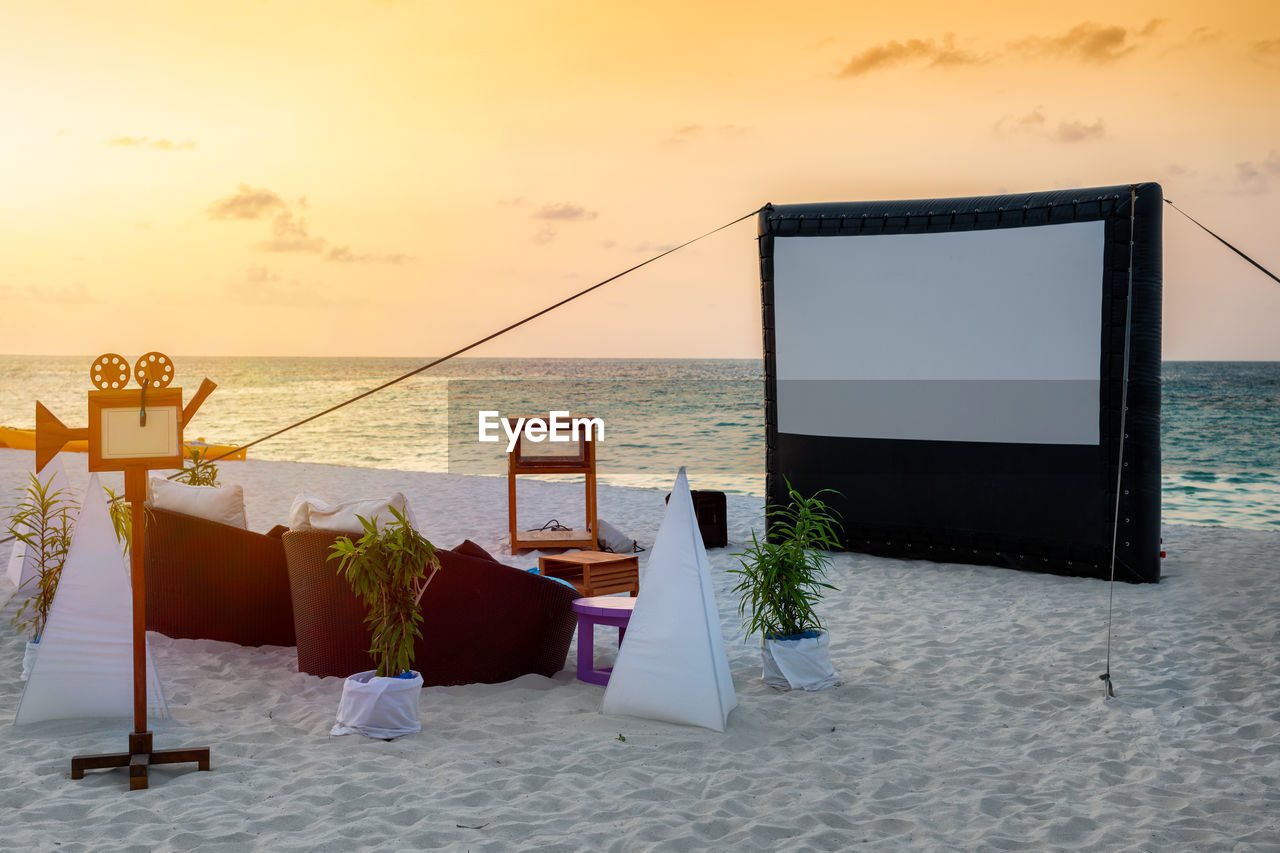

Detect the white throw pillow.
xmin=288 ymin=490 xmax=326 ymax=530
xmin=289 ymin=491 xmax=416 ymax=534
xmin=148 ymin=477 xmax=247 ymax=529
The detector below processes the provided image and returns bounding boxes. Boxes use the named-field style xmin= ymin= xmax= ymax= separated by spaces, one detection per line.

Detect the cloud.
xmin=1053 ymin=118 xmax=1105 ymax=143
xmin=226 ymin=267 xmax=318 ymax=304
xmin=529 ymin=201 xmax=599 ymax=242
xmin=995 ymin=108 xmax=1103 ymax=143
xmin=1011 ymin=21 xmax=1150 ymax=62
xmin=1234 ymin=161 xmax=1269 ymax=194
xmin=107 ymin=135 xmax=196 ymax=150
xmin=993 ymin=107 xmax=1047 ymax=134
xmin=661 ymin=124 xmax=704 ymax=145
xmin=1169 ymin=26 xmax=1222 ymax=52
xmin=532 ymin=202 xmax=598 ymax=221
xmin=1231 ymin=153 xmax=1280 ymax=194
xmin=837 ymin=33 xmax=979 ymax=77
xmin=838 ymin=20 xmax=1165 ymax=79
xmin=208 ymin=185 xmax=412 ymax=262
xmin=633 ymin=241 xmax=677 ymax=254
xmin=1138 ymin=19 xmax=1166 ymax=38
xmin=206 ymin=184 xmax=289 ymax=220
xmin=1255 ymin=38 xmax=1280 ymax=68
xmin=660 ymin=123 xmax=749 ymax=146
xmin=257 ymin=212 xmax=327 ymax=253
xmin=325 ymin=246 xmax=410 ymax=264
xmin=1166 ymin=163 xmax=1195 ymax=177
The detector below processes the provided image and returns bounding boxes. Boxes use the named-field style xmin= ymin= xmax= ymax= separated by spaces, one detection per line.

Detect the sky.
xmin=1 ymin=0 xmax=1278 ymax=360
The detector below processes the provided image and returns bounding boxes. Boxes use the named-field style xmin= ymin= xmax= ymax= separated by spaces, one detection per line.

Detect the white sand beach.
xmin=1 ymin=448 xmax=1278 ymax=851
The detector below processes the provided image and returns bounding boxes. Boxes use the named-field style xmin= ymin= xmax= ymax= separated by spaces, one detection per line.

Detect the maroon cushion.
xmin=451 ymin=539 xmax=499 ymax=563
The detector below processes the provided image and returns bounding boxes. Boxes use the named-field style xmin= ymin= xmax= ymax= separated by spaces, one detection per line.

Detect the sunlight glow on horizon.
xmin=1 ymin=1 xmax=1278 ymax=359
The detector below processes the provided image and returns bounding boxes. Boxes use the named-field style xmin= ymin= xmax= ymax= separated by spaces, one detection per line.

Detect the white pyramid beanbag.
xmin=15 ymin=475 xmax=168 ymax=724
xmin=601 ymin=468 xmax=737 ymax=732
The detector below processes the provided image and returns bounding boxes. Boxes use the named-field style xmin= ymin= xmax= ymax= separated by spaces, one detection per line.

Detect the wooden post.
xmin=125 ymin=466 xmax=147 ymax=735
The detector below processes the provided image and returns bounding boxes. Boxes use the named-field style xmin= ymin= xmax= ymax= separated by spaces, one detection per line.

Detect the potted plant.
xmin=730 ymin=480 xmax=844 ymax=691
xmin=6 ymin=474 xmax=77 ymax=680
xmin=327 ymin=507 xmax=441 ymax=738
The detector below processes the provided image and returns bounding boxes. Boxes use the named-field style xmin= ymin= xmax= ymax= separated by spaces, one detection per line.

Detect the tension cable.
xmin=1100 ymin=185 xmax=1140 ymax=700
xmin=189 ymin=206 xmax=766 ymax=468
xmin=1164 ymin=198 xmax=1280 ymax=285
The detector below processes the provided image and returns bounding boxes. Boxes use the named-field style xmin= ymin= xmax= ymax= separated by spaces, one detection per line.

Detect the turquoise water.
xmin=1161 ymin=362 xmax=1280 ymax=531
xmin=1 ymin=356 xmax=1276 ymax=531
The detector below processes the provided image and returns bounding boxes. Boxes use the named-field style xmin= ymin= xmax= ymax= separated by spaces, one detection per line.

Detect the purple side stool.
xmin=571 ymin=595 xmax=637 ymax=685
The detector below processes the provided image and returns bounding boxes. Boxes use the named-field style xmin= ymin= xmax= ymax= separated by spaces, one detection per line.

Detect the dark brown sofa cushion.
xmin=282 ymin=531 xmax=580 ymax=685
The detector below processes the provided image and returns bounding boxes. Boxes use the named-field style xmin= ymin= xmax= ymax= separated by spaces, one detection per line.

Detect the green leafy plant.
xmin=172 ymin=446 xmax=220 ymax=487
xmin=328 ymin=507 xmax=441 ymax=678
xmin=729 ymin=480 xmax=842 ymax=640
xmin=6 ymin=474 xmax=78 ymax=640
xmin=104 ymin=486 xmax=133 ymax=549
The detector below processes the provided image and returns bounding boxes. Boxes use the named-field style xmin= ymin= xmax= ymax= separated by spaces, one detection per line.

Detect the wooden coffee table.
xmin=539 ymin=550 xmax=639 ymax=597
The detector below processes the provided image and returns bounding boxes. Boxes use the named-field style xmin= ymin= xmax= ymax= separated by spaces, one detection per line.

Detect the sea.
xmin=1 ymin=357 xmax=1276 ymax=532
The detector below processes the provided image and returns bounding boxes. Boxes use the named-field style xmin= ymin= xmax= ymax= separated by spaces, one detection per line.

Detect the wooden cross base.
xmin=70 ymin=731 xmax=211 ymax=791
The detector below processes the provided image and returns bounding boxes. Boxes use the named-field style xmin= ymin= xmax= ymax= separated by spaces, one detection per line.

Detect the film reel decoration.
xmin=39 ymin=351 xmax=220 ymax=789
xmin=90 ymin=353 xmax=131 ymax=391
xmin=134 ymin=352 xmax=174 ymax=389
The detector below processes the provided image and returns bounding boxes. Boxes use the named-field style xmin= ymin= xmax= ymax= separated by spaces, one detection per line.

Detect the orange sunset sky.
xmin=2 ymin=0 xmax=1278 ymax=360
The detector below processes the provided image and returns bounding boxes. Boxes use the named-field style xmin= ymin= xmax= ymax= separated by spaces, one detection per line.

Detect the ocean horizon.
xmin=1 ymin=355 xmax=1277 ymax=532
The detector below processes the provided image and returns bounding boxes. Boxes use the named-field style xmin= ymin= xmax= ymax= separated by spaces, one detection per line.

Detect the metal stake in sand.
xmin=35 ymin=352 xmax=216 ymax=791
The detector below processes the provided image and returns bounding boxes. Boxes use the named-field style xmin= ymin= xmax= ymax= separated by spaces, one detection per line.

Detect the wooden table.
xmin=571 ymin=595 xmax=637 ymax=685
xmin=538 ymin=550 xmax=639 ymax=597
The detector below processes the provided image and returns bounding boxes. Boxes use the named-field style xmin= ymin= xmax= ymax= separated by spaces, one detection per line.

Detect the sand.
xmin=1 ymin=448 xmax=1278 ymax=851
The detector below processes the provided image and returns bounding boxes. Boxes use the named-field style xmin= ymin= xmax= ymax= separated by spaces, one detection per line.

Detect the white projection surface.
xmin=773 ymin=221 xmax=1105 ymax=445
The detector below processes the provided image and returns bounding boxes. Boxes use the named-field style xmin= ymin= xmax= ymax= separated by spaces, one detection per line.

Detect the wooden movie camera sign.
xmin=36 ymin=352 xmax=217 ymax=791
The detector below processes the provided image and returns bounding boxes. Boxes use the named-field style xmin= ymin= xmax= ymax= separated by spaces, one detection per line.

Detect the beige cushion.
xmin=148 ymin=477 xmax=247 ymax=529
xmin=289 ymin=491 xmax=415 ymax=534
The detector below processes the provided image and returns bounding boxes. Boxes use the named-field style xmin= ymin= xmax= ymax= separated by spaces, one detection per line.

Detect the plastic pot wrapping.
xmin=20 ymin=641 xmax=38 ymax=682
xmin=331 ymin=670 xmax=423 ymax=739
xmin=761 ymin=630 xmax=842 ymax=691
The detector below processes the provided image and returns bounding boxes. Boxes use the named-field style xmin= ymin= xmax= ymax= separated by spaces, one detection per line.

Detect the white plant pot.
xmin=761 ymin=630 xmax=842 ymax=692
xmin=20 ymin=640 xmax=39 ymax=682
xmin=331 ymin=670 xmax=424 ymax=739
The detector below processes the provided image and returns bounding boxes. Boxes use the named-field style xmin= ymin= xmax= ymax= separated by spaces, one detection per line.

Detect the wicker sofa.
xmin=282 ymin=529 xmax=580 ymax=685
xmin=144 ymin=507 xmax=296 ymax=647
